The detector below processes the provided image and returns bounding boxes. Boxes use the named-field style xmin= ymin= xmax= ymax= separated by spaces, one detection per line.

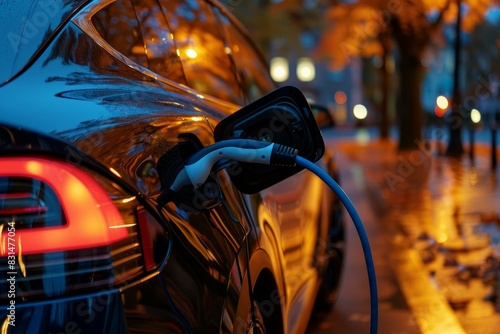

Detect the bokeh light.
xmin=471 ymin=109 xmax=481 ymax=123
xmin=186 ymin=48 xmax=197 ymax=59
xmin=297 ymin=57 xmax=315 ymax=82
xmin=353 ymin=104 xmax=368 ymax=120
xmin=436 ymin=95 xmax=449 ymax=109
xmin=334 ymin=91 xmax=347 ymax=105
xmin=270 ymin=57 xmax=289 ymax=82
xmin=435 ymin=105 xmax=446 ymax=117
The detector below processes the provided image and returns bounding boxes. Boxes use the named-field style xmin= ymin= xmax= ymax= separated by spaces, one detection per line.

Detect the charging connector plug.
xmin=156 ymin=139 xmax=297 ymax=208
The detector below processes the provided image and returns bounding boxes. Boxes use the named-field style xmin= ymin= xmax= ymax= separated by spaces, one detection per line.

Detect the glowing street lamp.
xmin=436 ymin=95 xmax=449 ymax=109
xmin=270 ymin=57 xmax=289 ymax=82
xmin=297 ymin=57 xmax=315 ymax=82
xmin=353 ymin=104 xmax=368 ymax=120
xmin=186 ymin=48 xmax=197 ymax=59
xmin=471 ymin=108 xmax=481 ymax=124
xmin=435 ymin=95 xmax=449 ymax=117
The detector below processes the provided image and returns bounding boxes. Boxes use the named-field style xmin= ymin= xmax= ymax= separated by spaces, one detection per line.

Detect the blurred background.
xmin=222 ymin=0 xmax=500 ymax=155
xmin=219 ymin=2 xmax=500 ymax=333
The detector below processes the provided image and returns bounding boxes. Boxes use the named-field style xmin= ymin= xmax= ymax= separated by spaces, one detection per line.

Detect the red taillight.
xmin=0 ymin=157 xmax=146 ymax=302
xmin=0 ymin=158 xmax=129 ymax=254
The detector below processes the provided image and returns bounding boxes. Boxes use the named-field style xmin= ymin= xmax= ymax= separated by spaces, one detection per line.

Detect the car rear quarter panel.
xmin=0 ymin=22 xmax=251 ymax=333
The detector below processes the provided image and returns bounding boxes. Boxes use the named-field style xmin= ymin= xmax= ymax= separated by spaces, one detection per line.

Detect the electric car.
xmin=0 ymin=0 xmax=344 ymax=333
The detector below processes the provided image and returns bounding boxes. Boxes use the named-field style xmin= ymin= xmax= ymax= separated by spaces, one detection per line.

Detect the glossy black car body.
xmin=0 ymin=1 xmax=344 ymax=333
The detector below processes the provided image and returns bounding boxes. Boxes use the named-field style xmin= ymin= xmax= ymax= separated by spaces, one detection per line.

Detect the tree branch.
xmin=430 ymin=0 xmax=452 ymax=32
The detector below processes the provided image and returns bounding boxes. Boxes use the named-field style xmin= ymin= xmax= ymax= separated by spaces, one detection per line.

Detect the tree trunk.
xmin=379 ymin=43 xmax=390 ymax=140
xmin=398 ymin=55 xmax=424 ymax=150
xmin=445 ymin=0 xmax=464 ymax=157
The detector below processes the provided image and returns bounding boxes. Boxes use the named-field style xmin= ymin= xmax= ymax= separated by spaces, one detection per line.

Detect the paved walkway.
xmin=325 ymin=133 xmax=500 ymax=334
xmin=306 ymin=141 xmax=420 ymax=334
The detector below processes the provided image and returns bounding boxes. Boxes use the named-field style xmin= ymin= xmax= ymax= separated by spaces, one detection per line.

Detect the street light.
xmin=471 ymin=108 xmax=481 ymax=124
xmin=435 ymin=96 xmax=449 ymax=118
xmin=353 ymin=104 xmax=368 ymax=120
xmin=353 ymin=104 xmax=367 ymax=120
xmin=270 ymin=57 xmax=289 ymax=82
xmin=186 ymin=48 xmax=197 ymax=59
xmin=436 ymin=95 xmax=449 ymax=109
xmin=334 ymin=91 xmax=348 ymax=124
xmin=297 ymin=57 xmax=315 ymax=82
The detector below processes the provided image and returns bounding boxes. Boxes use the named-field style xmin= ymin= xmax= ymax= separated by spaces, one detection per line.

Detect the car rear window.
xmin=92 ymin=0 xmax=188 ymax=86
xmin=157 ymin=0 xmax=244 ymax=104
xmin=212 ymin=5 xmax=276 ymax=103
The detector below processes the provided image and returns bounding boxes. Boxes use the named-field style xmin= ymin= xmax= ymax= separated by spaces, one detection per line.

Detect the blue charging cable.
xmin=295 ymin=155 xmax=378 ymax=334
xmin=157 ymin=139 xmax=378 ymax=334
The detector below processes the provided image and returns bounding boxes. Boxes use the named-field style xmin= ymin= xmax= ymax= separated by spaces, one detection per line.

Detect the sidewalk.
xmin=327 ymin=135 xmax=500 ymax=334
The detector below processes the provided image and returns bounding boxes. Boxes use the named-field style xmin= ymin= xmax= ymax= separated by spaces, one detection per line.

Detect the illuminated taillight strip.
xmin=0 ymin=157 xmax=129 ymax=255
xmin=0 ymin=207 xmax=47 ymax=215
xmin=0 ymin=192 xmax=33 ymax=200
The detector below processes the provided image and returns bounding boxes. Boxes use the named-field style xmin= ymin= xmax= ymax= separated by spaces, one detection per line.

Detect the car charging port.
xmin=156 ymin=133 xmax=223 ymax=211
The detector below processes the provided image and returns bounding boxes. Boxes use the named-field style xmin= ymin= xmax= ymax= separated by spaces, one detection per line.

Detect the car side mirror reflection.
xmin=214 ymin=86 xmax=325 ymax=194
xmin=310 ymin=103 xmax=336 ymax=129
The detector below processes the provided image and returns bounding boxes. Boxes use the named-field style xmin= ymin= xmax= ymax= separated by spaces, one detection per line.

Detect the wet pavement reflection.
xmin=308 ymin=131 xmax=500 ymax=334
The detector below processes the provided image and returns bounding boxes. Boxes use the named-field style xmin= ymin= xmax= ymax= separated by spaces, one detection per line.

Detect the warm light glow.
xmin=0 ymin=224 xmax=3 ymax=255
xmin=270 ymin=57 xmax=289 ymax=82
xmin=353 ymin=104 xmax=368 ymax=120
xmin=26 ymin=161 xmax=43 ymax=175
xmin=334 ymin=91 xmax=347 ymax=105
xmin=297 ymin=57 xmax=315 ymax=82
xmin=109 ymin=223 xmax=136 ymax=228
xmin=436 ymin=232 xmax=448 ymax=244
xmin=66 ymin=178 xmax=88 ymax=203
xmin=109 ymin=167 xmax=121 ymax=177
xmin=18 ymin=236 xmax=26 ymax=277
xmin=186 ymin=48 xmax=197 ymax=59
xmin=471 ymin=109 xmax=481 ymax=123
xmin=121 ymin=196 xmax=136 ymax=203
xmin=436 ymin=95 xmax=449 ymax=109
xmin=190 ymin=116 xmax=205 ymax=122
xmin=435 ymin=105 xmax=446 ymax=118
xmin=469 ymin=168 xmax=478 ymax=186
xmin=131 ymin=45 xmax=145 ymax=55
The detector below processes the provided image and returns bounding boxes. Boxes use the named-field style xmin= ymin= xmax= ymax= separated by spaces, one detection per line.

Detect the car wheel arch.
xmin=230 ymin=248 xmax=286 ymax=334
xmin=252 ymin=268 xmax=285 ymax=334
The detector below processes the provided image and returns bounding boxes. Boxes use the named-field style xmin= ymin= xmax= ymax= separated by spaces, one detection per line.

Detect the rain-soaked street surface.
xmin=307 ymin=129 xmax=500 ymax=334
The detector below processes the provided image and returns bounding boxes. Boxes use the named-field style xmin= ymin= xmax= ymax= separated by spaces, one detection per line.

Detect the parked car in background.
xmin=0 ymin=0 xmax=344 ymax=333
